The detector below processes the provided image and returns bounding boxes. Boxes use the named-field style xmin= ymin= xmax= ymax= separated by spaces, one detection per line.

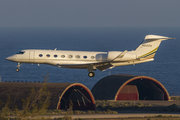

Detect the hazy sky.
xmin=0 ymin=0 xmax=180 ymax=27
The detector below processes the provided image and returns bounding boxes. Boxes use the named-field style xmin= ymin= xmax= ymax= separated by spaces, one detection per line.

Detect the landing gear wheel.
xmin=88 ymin=72 xmax=95 ymax=77
xmin=16 ymin=68 xmax=19 ymax=72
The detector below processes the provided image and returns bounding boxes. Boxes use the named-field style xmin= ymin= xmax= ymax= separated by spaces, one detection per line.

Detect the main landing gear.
xmin=16 ymin=63 xmax=21 ymax=72
xmin=88 ymin=65 xmax=95 ymax=77
xmin=88 ymin=72 xmax=95 ymax=77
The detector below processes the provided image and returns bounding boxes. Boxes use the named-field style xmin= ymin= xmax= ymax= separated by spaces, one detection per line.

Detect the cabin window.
xmin=76 ymin=55 xmax=80 ymax=59
xmin=83 ymin=56 xmax=87 ymax=59
xmin=68 ymin=55 xmax=73 ymax=58
xmin=61 ymin=55 xmax=65 ymax=58
xmin=16 ymin=51 xmax=25 ymax=54
xmin=91 ymin=56 xmax=95 ymax=59
xmin=39 ymin=54 xmax=43 ymax=57
xmin=46 ymin=54 xmax=50 ymax=57
xmin=54 ymin=55 xmax=58 ymax=58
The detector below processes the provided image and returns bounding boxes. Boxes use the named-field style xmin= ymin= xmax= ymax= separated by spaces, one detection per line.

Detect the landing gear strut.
xmin=16 ymin=63 xmax=21 ymax=72
xmin=88 ymin=65 xmax=95 ymax=77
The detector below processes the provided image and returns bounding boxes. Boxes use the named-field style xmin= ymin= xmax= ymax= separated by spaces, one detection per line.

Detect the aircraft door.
xmin=29 ymin=51 xmax=35 ymax=62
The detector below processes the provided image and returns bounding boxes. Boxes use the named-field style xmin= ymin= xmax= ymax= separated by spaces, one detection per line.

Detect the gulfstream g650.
xmin=6 ymin=35 xmax=174 ymax=77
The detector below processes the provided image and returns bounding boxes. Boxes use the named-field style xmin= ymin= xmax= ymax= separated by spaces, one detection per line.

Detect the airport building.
xmin=91 ymin=74 xmax=169 ymax=101
xmin=0 ymin=82 xmax=96 ymax=110
xmin=0 ymin=74 xmax=170 ymax=110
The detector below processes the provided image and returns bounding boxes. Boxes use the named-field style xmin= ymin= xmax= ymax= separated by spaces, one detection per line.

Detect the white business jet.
xmin=6 ymin=35 xmax=174 ymax=77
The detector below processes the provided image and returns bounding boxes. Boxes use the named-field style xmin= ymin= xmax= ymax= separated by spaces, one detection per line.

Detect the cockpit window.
xmin=16 ymin=51 xmax=25 ymax=54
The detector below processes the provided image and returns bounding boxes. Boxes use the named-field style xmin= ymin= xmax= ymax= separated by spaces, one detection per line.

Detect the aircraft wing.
xmin=95 ymin=50 xmax=127 ymax=71
xmin=94 ymin=50 xmax=128 ymax=71
xmin=49 ymin=50 xmax=128 ymax=71
xmin=58 ymin=61 xmax=113 ymax=71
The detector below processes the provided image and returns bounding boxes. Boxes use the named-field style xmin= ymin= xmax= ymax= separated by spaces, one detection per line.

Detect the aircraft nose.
xmin=6 ymin=56 xmax=15 ymax=61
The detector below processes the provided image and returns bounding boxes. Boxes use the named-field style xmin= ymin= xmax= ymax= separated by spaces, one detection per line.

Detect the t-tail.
xmin=135 ymin=35 xmax=175 ymax=60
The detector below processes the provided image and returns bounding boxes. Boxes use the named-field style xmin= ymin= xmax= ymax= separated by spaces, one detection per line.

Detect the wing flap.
xmin=96 ymin=63 xmax=113 ymax=71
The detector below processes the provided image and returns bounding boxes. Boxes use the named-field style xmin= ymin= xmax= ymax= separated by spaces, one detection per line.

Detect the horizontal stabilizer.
xmin=145 ymin=35 xmax=175 ymax=40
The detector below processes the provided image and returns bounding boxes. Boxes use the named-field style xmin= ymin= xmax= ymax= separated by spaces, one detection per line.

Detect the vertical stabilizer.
xmin=135 ymin=35 xmax=174 ymax=59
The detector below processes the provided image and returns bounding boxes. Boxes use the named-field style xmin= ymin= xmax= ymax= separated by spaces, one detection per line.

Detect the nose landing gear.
xmin=16 ymin=63 xmax=21 ymax=72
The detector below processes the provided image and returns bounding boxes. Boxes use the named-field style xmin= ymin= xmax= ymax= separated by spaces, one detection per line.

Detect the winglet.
xmin=96 ymin=50 xmax=128 ymax=71
xmin=118 ymin=50 xmax=128 ymax=58
xmin=112 ymin=50 xmax=128 ymax=61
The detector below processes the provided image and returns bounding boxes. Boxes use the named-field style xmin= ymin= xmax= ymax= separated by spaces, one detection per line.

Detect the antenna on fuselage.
xmin=54 ymin=48 xmax=57 ymax=50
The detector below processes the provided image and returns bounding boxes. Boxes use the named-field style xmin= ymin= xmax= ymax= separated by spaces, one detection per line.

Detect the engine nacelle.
xmin=96 ymin=53 xmax=108 ymax=61
xmin=107 ymin=51 xmax=122 ymax=60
